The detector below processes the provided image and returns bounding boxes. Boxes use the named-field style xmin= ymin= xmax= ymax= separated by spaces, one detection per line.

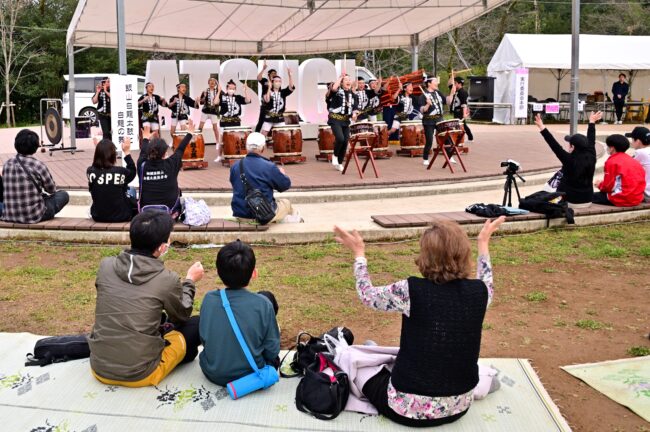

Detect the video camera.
xmin=500 ymin=159 xmax=521 ymax=175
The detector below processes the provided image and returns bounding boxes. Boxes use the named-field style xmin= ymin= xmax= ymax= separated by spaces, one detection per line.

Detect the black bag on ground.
xmin=465 ymin=203 xmax=508 ymax=218
xmin=25 ymin=334 xmax=90 ymax=366
xmin=519 ymin=191 xmax=575 ymax=224
xmin=295 ymin=353 xmax=350 ymax=420
xmin=281 ymin=327 xmax=354 ymax=378
xmin=240 ymin=158 xmax=276 ymax=225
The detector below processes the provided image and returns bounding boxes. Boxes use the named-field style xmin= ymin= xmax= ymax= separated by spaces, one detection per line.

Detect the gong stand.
xmin=40 ymin=99 xmax=84 ymax=155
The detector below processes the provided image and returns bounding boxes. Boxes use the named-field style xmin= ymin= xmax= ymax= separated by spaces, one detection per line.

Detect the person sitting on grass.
xmin=534 ymin=112 xmax=600 ymax=208
xmin=87 ymin=137 xmax=137 ymax=222
xmin=1 ymin=129 xmax=69 ymax=224
xmin=593 ymin=134 xmax=646 ymax=207
xmin=137 ymin=123 xmax=194 ymax=220
xmin=333 ymin=216 xmax=505 ymax=428
xmin=230 ymin=132 xmax=300 ymax=223
xmin=88 ymin=210 xmax=204 ymax=387
xmin=625 ymin=126 xmax=650 ymax=203
xmin=199 ymin=240 xmax=280 ymax=386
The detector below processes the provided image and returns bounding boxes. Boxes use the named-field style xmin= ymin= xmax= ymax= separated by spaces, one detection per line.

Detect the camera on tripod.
xmin=500 ymin=159 xmax=521 ymax=175
xmin=500 ymin=159 xmax=525 ymax=207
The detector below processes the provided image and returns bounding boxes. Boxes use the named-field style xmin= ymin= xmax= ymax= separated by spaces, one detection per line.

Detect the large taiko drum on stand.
xmin=435 ymin=119 xmax=468 ymax=153
xmin=371 ymin=121 xmax=392 ymax=158
xmin=173 ymin=132 xmax=208 ymax=169
xmin=396 ymin=120 xmax=425 ymax=157
xmin=350 ymin=122 xmax=375 ymax=139
xmin=316 ymin=125 xmax=335 ymax=161
xmin=222 ymin=127 xmax=251 ymax=166
xmin=271 ymin=125 xmax=306 ymax=164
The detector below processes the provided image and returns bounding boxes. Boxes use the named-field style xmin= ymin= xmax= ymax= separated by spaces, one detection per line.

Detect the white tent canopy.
xmin=67 ymin=0 xmax=508 ymax=55
xmin=488 ymin=33 xmax=650 ymax=123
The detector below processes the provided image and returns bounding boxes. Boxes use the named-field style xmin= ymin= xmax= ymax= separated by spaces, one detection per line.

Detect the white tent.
xmin=488 ymin=34 xmax=650 ymax=124
xmin=67 ymin=0 xmax=508 ymax=55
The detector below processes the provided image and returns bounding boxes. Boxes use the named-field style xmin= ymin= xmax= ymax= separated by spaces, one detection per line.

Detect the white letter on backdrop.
xmin=179 ymin=60 xmax=220 ymax=126
xmin=298 ymin=59 xmax=336 ymax=124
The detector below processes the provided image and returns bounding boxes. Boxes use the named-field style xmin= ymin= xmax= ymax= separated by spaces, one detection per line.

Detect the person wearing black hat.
xmin=611 ymin=73 xmax=629 ymax=125
xmin=534 ymin=112 xmax=600 ymax=207
xmin=450 ymin=76 xmax=473 ymax=143
xmin=593 ymin=133 xmax=646 ymax=207
xmin=626 ymin=126 xmax=650 ymax=202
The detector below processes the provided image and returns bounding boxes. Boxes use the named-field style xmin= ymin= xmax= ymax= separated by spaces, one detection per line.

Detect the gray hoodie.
xmin=88 ymin=250 xmax=195 ymax=381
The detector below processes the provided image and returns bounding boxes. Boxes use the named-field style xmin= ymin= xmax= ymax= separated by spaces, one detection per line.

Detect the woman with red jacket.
xmin=593 ymin=134 xmax=646 ymax=207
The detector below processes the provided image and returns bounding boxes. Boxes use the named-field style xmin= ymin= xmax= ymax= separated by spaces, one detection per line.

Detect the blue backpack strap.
xmin=220 ymin=289 xmax=260 ymax=375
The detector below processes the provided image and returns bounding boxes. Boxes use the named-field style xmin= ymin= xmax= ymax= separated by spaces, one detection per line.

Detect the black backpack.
xmin=295 ymin=353 xmax=350 ymax=420
xmin=240 ymin=157 xmax=276 ymax=225
xmin=25 ymin=335 xmax=90 ymax=367
xmin=281 ymin=327 xmax=354 ymax=378
xmin=519 ymin=191 xmax=575 ymax=224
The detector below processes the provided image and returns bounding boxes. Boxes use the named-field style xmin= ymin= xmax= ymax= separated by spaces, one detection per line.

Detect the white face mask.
xmin=227 ymin=89 xmax=235 ymax=96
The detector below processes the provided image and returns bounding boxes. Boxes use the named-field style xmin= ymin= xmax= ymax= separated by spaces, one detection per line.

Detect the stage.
xmin=0 ymin=124 xmax=578 ymax=192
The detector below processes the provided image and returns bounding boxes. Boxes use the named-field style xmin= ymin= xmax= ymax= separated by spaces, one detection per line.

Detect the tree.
xmin=0 ymin=0 xmax=41 ymax=126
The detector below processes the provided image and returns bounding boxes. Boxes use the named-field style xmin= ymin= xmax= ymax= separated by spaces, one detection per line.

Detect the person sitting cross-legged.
xmin=199 ymin=240 xmax=280 ymax=386
xmin=88 ymin=210 xmax=204 ymax=387
xmin=593 ymin=134 xmax=646 ymax=207
xmin=333 ymin=216 xmax=505 ymax=427
xmin=230 ymin=132 xmax=301 ymax=223
xmin=1 ymin=129 xmax=69 ymax=223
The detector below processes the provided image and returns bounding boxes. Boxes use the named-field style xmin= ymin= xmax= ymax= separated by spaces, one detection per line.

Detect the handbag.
xmin=220 ymin=289 xmax=279 ymax=399
xmin=182 ymin=197 xmax=210 ymax=226
xmin=239 ymin=157 xmax=276 ymax=225
xmin=281 ymin=327 xmax=354 ymax=378
xmin=295 ymin=353 xmax=350 ymax=420
xmin=25 ymin=334 xmax=90 ymax=367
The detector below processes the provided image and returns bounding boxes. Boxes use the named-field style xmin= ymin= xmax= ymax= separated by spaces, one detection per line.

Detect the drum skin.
xmin=350 ymin=122 xmax=374 ymax=137
xmin=173 ymin=133 xmax=205 ymax=161
xmin=222 ymin=128 xmax=251 ymax=158
xmin=272 ymin=126 xmax=303 ymax=155
xmin=283 ymin=112 xmax=300 ymax=125
xmin=435 ymin=119 xmax=463 ymax=135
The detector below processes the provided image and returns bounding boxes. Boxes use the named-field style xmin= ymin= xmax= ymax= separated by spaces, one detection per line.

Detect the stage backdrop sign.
xmin=514 ymin=68 xmax=529 ymax=118
xmin=110 ymin=74 xmax=140 ymax=151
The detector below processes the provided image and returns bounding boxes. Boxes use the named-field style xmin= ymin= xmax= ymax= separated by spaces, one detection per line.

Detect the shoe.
xmin=214 ymin=156 xmax=222 ymax=163
xmin=331 ymin=156 xmax=339 ymax=166
xmin=423 ymin=159 xmax=429 ymax=166
xmin=337 ymin=164 xmax=344 ymax=172
xmin=449 ymin=156 xmax=458 ymax=164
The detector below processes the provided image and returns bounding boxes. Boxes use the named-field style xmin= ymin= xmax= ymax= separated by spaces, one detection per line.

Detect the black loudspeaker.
xmin=468 ymin=76 xmax=495 ymax=121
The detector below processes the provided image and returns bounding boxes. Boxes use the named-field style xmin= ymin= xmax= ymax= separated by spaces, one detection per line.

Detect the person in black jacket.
xmin=534 ymin=111 xmax=601 ymax=207
xmin=87 ymin=137 xmax=137 ymax=222
xmin=137 ymin=124 xmax=193 ymax=220
xmin=611 ymin=73 xmax=629 ymax=125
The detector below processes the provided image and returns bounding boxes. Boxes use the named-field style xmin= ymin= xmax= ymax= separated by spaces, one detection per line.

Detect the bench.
xmin=0 ymin=218 xmax=269 ymax=232
xmin=371 ymin=203 xmax=650 ymax=228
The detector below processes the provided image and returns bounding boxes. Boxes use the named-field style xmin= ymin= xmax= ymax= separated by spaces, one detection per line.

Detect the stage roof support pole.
xmin=117 ymin=0 xmax=127 ymax=75
xmin=411 ymin=34 xmax=419 ymax=72
xmin=569 ymin=0 xmax=580 ymax=135
xmin=68 ymin=39 xmax=76 ymax=150
xmin=433 ymin=37 xmax=438 ymax=77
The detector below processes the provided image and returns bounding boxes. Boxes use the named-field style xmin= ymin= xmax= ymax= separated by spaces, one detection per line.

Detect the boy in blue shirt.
xmin=199 ymin=240 xmax=280 ymax=386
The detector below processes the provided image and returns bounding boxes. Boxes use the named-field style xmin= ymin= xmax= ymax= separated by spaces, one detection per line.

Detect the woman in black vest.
xmin=334 ymin=216 xmax=505 ymax=427
xmin=87 ymin=137 xmax=137 ymax=222
xmin=327 ymin=74 xmax=359 ymax=171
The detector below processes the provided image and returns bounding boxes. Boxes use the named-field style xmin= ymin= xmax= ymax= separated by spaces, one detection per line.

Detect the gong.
xmin=44 ymin=107 xmax=63 ymax=145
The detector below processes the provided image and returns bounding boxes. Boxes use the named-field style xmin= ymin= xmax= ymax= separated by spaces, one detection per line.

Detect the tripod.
xmin=502 ymin=170 xmax=526 ymax=207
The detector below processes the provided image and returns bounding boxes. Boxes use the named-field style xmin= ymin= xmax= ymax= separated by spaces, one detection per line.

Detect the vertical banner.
xmin=514 ymin=68 xmax=529 ymax=118
xmin=111 ymin=74 xmax=140 ymax=151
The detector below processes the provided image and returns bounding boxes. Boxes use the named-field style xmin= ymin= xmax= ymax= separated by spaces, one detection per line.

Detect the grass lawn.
xmin=0 ymin=221 xmax=649 ymax=432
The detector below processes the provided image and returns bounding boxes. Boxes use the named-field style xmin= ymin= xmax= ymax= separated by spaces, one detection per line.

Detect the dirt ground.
xmin=0 ymin=222 xmax=649 ymax=431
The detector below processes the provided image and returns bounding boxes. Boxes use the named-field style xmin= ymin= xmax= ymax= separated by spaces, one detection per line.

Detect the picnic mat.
xmin=0 ymin=332 xmax=571 ymax=432
xmin=562 ymin=356 xmax=650 ymax=422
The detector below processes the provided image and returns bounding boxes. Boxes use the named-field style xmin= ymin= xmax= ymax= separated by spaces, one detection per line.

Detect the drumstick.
xmin=343 ymin=53 xmax=346 ymax=76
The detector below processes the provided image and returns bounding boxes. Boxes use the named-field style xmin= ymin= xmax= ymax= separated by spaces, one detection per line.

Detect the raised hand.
xmin=122 ymin=136 xmax=131 ymax=155
xmin=534 ymin=113 xmax=545 ymax=130
xmin=186 ymin=261 xmax=204 ymax=283
xmin=589 ymin=111 xmax=603 ymax=123
xmin=333 ymin=225 xmax=366 ymax=258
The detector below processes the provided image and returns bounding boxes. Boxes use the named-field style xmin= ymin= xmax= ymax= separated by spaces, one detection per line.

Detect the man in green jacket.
xmin=88 ymin=210 xmax=204 ymax=387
